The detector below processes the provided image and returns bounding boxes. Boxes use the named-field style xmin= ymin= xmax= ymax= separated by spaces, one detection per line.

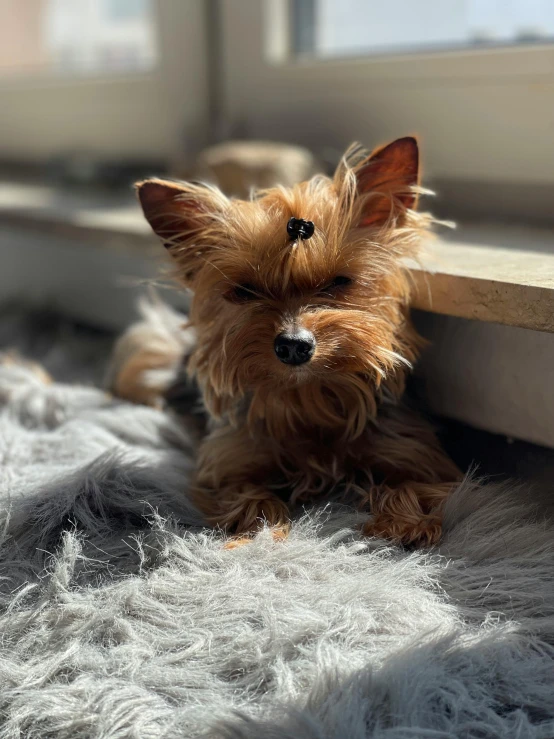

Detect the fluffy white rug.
xmin=0 ymin=355 xmax=553 ymax=738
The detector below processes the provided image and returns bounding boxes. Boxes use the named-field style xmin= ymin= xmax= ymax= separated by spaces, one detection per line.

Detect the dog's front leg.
xmin=191 ymin=425 xmax=289 ymax=535
xmin=360 ymin=480 xmax=458 ymax=547
xmin=359 ymin=406 xmax=462 ymax=547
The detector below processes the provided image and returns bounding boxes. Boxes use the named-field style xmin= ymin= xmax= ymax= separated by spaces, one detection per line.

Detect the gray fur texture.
xmin=0 ymin=357 xmax=553 ymax=738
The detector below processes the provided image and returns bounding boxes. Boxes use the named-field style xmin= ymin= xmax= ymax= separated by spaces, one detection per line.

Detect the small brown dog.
xmin=126 ymin=137 xmax=460 ymax=546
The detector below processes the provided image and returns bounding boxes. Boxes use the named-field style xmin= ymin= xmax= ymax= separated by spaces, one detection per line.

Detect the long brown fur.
xmin=133 ymin=137 xmax=461 ymax=547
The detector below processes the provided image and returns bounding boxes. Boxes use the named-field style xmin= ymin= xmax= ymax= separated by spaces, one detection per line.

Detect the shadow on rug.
xmin=0 ymin=359 xmax=553 ymax=738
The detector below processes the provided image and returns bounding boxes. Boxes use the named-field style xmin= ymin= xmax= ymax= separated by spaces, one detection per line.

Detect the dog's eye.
xmin=229 ymin=283 xmax=258 ymax=302
xmin=319 ymin=275 xmax=352 ymax=294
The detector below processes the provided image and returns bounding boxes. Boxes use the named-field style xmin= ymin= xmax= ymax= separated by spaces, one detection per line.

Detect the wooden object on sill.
xmin=193 ymin=140 xmax=317 ymax=198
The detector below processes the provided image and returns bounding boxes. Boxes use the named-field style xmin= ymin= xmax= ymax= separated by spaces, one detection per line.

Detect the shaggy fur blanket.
xmin=0 ymin=344 xmax=553 ymax=737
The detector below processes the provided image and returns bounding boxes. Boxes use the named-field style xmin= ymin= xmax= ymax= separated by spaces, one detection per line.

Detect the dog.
xmin=117 ymin=137 xmax=461 ymax=547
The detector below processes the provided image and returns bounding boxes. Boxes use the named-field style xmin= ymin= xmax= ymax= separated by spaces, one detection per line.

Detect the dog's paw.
xmin=223 ymin=525 xmax=290 ymax=550
xmin=362 ymin=512 xmax=442 ymax=548
xmin=202 ymin=483 xmax=290 ymax=533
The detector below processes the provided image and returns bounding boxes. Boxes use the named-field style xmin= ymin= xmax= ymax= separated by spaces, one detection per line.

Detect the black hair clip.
xmin=287 ymin=217 xmax=315 ymax=241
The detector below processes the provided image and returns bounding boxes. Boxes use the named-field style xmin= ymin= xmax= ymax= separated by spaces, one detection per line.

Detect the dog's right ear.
xmin=136 ymin=179 xmax=228 ymax=283
xmin=335 ymin=138 xmax=420 ymax=229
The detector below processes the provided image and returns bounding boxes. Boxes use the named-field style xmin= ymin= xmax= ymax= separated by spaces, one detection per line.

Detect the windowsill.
xmin=411 ymin=223 xmax=554 ymax=333
xmin=0 ymin=180 xmax=152 ymax=248
xmin=1 ymin=179 xmax=553 ymax=333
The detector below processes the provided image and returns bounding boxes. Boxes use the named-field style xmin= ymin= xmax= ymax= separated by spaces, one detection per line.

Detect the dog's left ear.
xmin=136 ymin=179 xmax=217 ymax=246
xmin=346 ymin=137 xmax=420 ymax=228
xmin=136 ymin=178 xmax=228 ymax=285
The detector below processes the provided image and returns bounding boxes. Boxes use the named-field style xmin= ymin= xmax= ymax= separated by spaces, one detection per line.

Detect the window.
xmin=291 ymin=0 xmax=554 ymax=58
xmin=216 ymin=0 xmax=554 ymax=218
xmin=0 ymin=1 xmax=207 ymax=163
xmin=0 ymin=0 xmax=157 ymax=78
xmin=104 ymin=0 xmax=150 ymax=22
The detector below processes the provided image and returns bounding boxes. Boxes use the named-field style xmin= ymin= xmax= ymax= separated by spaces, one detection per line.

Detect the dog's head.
xmin=137 ymin=138 xmax=431 ymax=427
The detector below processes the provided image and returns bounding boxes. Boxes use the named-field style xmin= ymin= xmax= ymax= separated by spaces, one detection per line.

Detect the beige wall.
xmin=415 ymin=312 xmax=554 ymax=450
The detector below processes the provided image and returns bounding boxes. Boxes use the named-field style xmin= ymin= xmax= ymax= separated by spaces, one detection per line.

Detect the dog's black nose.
xmin=274 ymin=330 xmax=316 ymax=365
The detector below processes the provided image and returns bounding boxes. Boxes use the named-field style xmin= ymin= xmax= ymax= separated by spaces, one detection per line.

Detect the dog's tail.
xmin=106 ymin=294 xmax=195 ymax=408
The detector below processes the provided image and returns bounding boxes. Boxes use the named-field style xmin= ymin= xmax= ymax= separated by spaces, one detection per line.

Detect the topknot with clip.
xmin=287 ymin=217 xmax=315 ymax=242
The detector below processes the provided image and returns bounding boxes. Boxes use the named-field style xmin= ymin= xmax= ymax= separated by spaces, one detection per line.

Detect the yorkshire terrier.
xmin=115 ymin=137 xmax=461 ymax=547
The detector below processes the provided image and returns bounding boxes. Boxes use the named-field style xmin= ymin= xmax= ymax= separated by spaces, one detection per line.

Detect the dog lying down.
xmin=110 ymin=137 xmax=462 ymax=548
